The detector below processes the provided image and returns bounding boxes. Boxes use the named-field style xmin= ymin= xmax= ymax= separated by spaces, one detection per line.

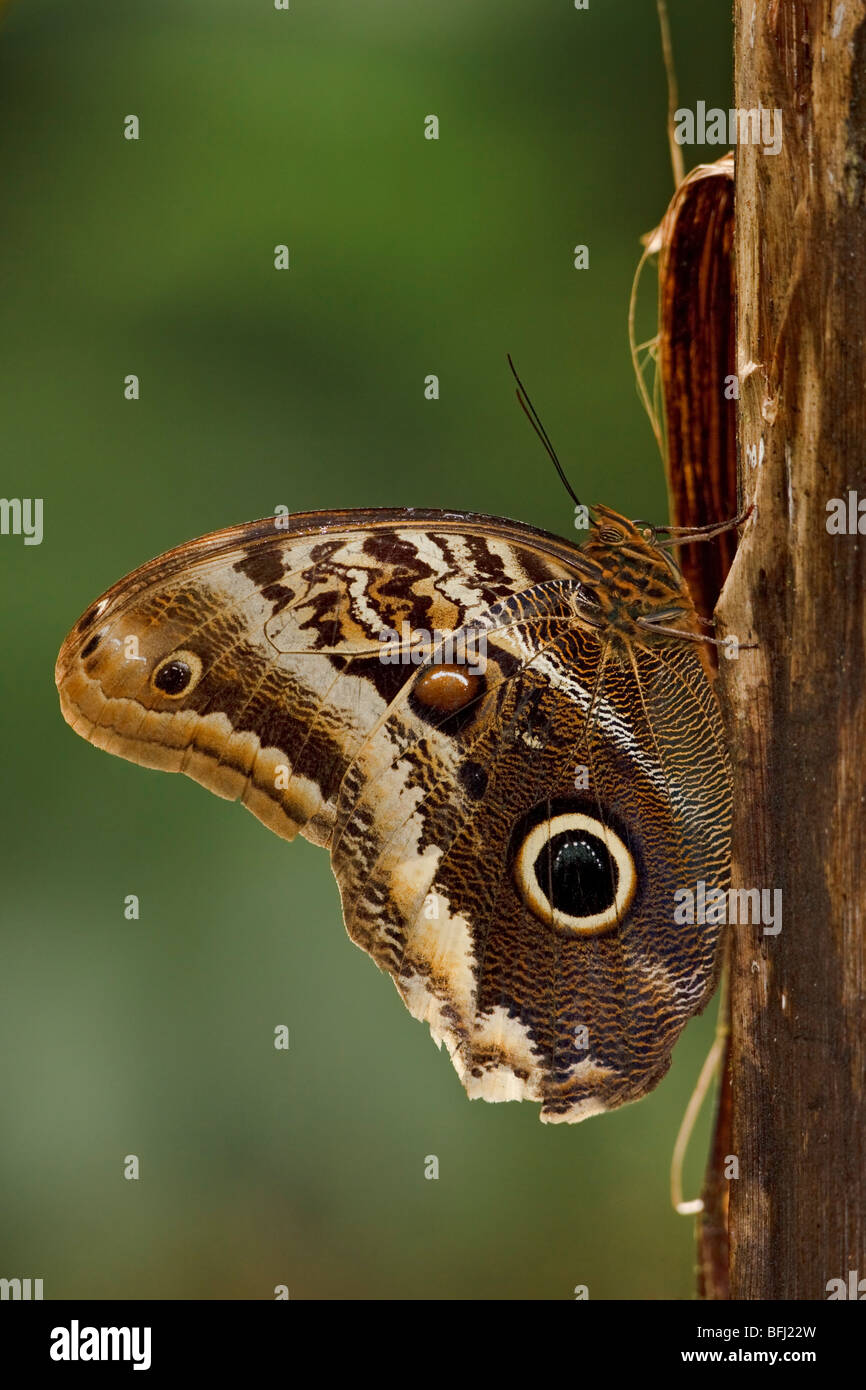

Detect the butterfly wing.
xmin=330 ymin=586 xmax=730 ymax=1122
xmin=56 ymin=508 xmax=730 ymax=1121
xmin=56 ymin=509 xmax=584 ymax=843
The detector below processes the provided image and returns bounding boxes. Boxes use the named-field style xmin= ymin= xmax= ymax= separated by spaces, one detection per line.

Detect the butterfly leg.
xmin=652 ymin=503 xmax=754 ymax=548
xmin=635 ymin=613 xmax=758 ymax=650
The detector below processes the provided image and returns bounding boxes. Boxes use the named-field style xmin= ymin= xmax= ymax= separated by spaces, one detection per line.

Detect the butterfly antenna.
xmin=656 ymin=0 xmax=685 ymax=189
xmin=506 ymin=353 xmax=582 ymax=510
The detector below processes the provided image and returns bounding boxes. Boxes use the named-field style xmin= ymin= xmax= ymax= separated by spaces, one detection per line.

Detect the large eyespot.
xmin=151 ymin=649 xmax=203 ymax=698
xmin=514 ymin=812 xmax=637 ymax=936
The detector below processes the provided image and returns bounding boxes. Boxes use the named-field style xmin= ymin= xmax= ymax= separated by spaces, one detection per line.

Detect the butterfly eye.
xmin=151 ymin=650 xmax=203 ymax=698
xmin=597 ymin=526 xmax=625 ymax=545
xmin=514 ymin=812 xmax=637 ymax=936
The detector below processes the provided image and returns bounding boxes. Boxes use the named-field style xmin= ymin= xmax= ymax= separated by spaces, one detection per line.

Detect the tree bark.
xmin=718 ymin=0 xmax=866 ymax=1300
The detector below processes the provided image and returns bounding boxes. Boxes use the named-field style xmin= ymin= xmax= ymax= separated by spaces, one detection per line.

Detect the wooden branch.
xmin=718 ymin=0 xmax=866 ymax=1300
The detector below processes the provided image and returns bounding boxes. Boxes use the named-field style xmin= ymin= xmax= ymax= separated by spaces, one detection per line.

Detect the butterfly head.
xmin=582 ymin=504 xmax=696 ymax=636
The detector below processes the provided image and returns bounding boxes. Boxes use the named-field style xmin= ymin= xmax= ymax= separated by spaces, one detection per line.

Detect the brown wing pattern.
xmin=56 ymin=507 xmax=730 ymax=1122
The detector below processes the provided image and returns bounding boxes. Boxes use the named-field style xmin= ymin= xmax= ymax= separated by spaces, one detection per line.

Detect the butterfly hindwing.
xmin=333 ymin=597 xmax=729 ymax=1121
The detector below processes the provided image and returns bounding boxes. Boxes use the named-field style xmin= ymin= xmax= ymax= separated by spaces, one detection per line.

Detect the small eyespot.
xmin=413 ymin=665 xmax=482 ymax=714
xmin=152 ymin=649 xmax=203 ymax=698
xmin=79 ymin=599 xmax=108 ymax=631
xmin=458 ymin=760 xmax=488 ymax=800
xmin=514 ymin=812 xmax=637 ymax=936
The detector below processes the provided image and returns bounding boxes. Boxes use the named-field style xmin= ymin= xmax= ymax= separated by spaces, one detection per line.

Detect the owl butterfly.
xmin=56 ymin=502 xmax=731 ymax=1123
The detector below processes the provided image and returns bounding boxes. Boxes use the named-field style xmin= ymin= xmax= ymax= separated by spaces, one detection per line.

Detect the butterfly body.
xmin=56 ymin=505 xmax=730 ymax=1123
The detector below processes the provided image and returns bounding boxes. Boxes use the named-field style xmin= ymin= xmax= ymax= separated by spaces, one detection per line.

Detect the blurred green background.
xmin=0 ymin=0 xmax=733 ymax=1299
